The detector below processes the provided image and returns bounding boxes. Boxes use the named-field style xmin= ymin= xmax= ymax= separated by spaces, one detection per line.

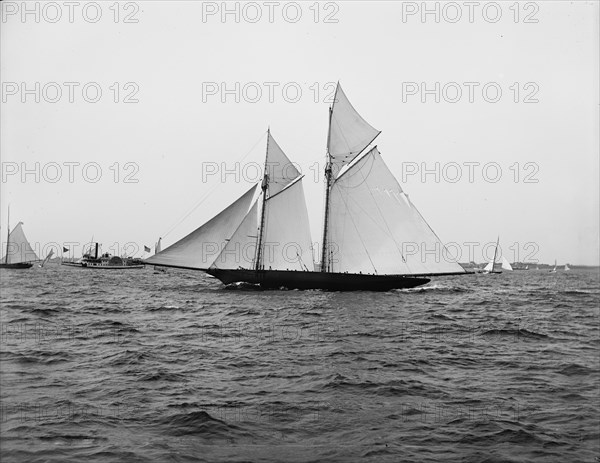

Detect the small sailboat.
xmin=0 ymin=208 xmax=39 ymax=269
xmin=564 ymin=263 xmax=571 ymax=271
xmin=147 ymin=84 xmax=467 ymax=290
xmin=38 ymin=249 xmax=55 ymax=267
xmin=153 ymin=238 xmax=166 ymax=274
xmin=483 ymin=237 xmax=502 ymax=274
xmin=549 ymin=260 xmax=557 ymax=273
xmin=501 ymin=256 xmax=513 ymax=271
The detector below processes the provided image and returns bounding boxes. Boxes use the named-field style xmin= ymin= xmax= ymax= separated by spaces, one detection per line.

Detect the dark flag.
xmin=63 ymin=247 xmax=69 ymax=252
xmin=144 ymin=245 xmax=151 ymax=253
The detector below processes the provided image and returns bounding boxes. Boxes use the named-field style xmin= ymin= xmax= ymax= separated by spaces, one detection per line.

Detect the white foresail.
xmin=483 ymin=261 xmax=494 ymax=272
xmin=501 ymin=256 xmax=513 ymax=271
xmin=262 ymin=178 xmax=314 ymax=271
xmin=327 ymin=147 xmax=464 ymax=275
xmin=328 ymin=84 xmax=381 ymax=173
xmin=146 ymin=185 xmax=258 ymax=269
xmin=2 ymin=222 xmax=39 ymax=264
xmin=211 ymin=200 xmax=259 ymax=269
xmin=266 ymin=132 xmax=300 ymax=196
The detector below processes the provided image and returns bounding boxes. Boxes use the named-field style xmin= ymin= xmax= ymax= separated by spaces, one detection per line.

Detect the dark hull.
xmin=0 ymin=262 xmax=33 ymax=269
xmin=206 ymin=268 xmax=431 ymax=291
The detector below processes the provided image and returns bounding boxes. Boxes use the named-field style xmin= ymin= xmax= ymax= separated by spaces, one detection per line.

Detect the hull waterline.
xmin=206 ymin=268 xmax=431 ymax=291
xmin=0 ymin=262 xmax=33 ymax=269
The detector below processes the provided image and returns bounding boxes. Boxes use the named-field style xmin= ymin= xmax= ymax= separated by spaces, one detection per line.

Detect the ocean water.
xmin=1 ymin=265 xmax=598 ymax=462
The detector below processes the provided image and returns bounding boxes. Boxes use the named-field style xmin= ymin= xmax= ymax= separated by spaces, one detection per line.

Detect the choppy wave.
xmin=1 ymin=265 xmax=598 ymax=462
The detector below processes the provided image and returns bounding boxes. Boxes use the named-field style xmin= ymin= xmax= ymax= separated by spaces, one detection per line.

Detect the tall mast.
xmin=320 ymin=105 xmax=334 ymax=272
xmin=255 ymin=129 xmax=270 ymax=271
xmin=5 ymin=205 xmax=10 ymax=264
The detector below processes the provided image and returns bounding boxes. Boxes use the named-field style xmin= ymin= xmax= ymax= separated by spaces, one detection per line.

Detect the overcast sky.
xmin=1 ymin=1 xmax=598 ymax=265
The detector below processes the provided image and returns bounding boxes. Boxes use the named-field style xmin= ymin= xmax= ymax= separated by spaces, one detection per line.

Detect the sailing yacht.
xmin=501 ymin=256 xmax=513 ymax=271
xmin=147 ymin=84 xmax=467 ymax=290
xmin=0 ymin=209 xmax=39 ymax=269
xmin=482 ymin=237 xmax=502 ymax=274
xmin=564 ymin=263 xmax=571 ymax=271
xmin=549 ymin=260 xmax=557 ymax=273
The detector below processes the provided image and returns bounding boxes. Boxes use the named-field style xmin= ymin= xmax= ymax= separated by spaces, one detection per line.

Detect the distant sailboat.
xmin=147 ymin=84 xmax=467 ymax=290
xmin=153 ymin=238 xmax=166 ymax=273
xmin=0 ymin=208 xmax=38 ymax=269
xmin=549 ymin=260 xmax=557 ymax=273
xmin=483 ymin=237 xmax=502 ymax=274
xmin=564 ymin=263 xmax=571 ymax=271
xmin=38 ymin=249 xmax=55 ymax=267
xmin=501 ymin=256 xmax=513 ymax=271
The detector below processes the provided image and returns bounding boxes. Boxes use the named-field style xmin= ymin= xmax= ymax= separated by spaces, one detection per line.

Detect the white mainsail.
xmin=483 ymin=237 xmax=500 ymax=273
xmin=211 ymin=200 xmax=259 ymax=269
xmin=328 ymin=84 xmax=381 ymax=173
xmin=2 ymin=222 xmax=39 ymax=264
xmin=146 ymin=185 xmax=258 ymax=269
xmin=261 ymin=177 xmax=314 ymax=271
xmin=501 ymin=256 xmax=513 ymax=271
xmin=155 ymin=238 xmax=162 ymax=254
xmin=326 ymin=147 xmax=464 ymax=275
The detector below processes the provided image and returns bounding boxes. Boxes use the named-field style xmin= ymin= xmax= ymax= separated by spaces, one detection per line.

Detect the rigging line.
xmin=408 ymin=196 xmax=464 ymax=271
xmin=296 ymin=252 xmax=308 ymax=271
xmin=333 ymin=182 xmax=377 ymax=275
xmin=333 ymin=148 xmax=376 ymax=187
xmin=160 ymin=131 xmax=267 ymax=239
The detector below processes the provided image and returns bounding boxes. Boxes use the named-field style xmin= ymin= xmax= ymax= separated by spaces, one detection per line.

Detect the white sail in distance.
xmin=483 ymin=237 xmax=500 ymax=272
xmin=326 ymin=148 xmax=465 ymax=275
xmin=501 ymin=256 xmax=513 ymax=271
xmin=2 ymin=222 xmax=39 ymax=264
xmin=261 ymin=177 xmax=314 ymax=271
xmin=328 ymin=84 xmax=381 ymax=174
xmin=146 ymin=185 xmax=258 ymax=269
